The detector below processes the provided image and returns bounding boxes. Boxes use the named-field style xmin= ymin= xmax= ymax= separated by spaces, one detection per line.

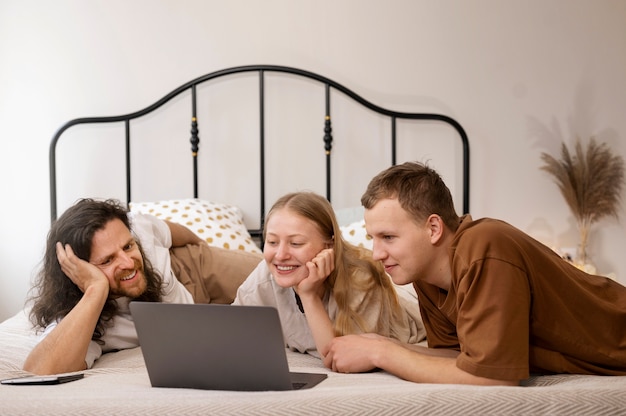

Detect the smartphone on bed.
xmin=1 ymin=373 xmax=84 ymax=385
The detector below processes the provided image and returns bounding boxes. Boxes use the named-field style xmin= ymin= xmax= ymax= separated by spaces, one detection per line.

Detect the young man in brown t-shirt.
xmin=322 ymin=162 xmax=626 ymax=386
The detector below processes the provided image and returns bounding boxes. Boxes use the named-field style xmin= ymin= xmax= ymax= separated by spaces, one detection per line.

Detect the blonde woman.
xmin=233 ymin=192 xmax=425 ymax=360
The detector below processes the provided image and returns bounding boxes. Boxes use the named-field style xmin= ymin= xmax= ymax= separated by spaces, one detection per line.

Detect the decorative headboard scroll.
xmin=49 ymin=65 xmax=470 ymax=240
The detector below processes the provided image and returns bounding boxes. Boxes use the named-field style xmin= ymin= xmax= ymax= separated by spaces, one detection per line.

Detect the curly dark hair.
xmin=28 ymin=198 xmax=164 ymax=343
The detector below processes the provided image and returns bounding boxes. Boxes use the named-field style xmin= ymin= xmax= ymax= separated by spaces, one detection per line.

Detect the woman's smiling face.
xmin=263 ymin=208 xmax=328 ymax=288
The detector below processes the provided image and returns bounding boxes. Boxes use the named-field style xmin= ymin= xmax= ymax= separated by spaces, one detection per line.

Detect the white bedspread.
xmin=2 ymin=309 xmax=625 ymax=415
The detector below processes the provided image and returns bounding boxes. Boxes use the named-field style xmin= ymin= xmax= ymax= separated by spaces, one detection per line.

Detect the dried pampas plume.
xmin=540 ymin=137 xmax=625 ymax=264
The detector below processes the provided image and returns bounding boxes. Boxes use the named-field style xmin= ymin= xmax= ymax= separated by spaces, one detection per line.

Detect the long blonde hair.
xmin=264 ymin=192 xmax=404 ymax=337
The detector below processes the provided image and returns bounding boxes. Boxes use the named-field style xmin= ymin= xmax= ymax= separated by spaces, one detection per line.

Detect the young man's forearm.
xmin=376 ymin=340 xmax=519 ymax=386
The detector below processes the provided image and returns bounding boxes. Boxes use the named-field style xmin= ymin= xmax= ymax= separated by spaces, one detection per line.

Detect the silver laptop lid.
xmin=130 ymin=302 xmax=326 ymax=391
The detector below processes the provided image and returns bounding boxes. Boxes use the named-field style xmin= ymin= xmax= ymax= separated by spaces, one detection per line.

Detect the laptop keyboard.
xmin=292 ymin=382 xmax=307 ymax=390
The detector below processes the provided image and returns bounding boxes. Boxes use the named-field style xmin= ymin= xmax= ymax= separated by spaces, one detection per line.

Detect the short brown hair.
xmin=361 ymin=162 xmax=460 ymax=231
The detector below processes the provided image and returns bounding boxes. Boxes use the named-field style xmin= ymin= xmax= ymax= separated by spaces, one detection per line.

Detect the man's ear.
xmin=426 ymin=214 xmax=444 ymax=244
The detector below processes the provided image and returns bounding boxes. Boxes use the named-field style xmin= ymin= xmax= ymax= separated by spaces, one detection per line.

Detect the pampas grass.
xmin=540 ymin=137 xmax=625 ymax=264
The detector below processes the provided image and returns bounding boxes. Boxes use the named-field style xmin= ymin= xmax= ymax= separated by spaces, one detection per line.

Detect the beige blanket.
xmin=2 ymin=309 xmax=625 ymax=415
xmin=170 ymin=243 xmax=263 ymax=304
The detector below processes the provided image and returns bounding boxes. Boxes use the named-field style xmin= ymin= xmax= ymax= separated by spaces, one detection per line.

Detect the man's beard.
xmin=109 ymin=259 xmax=148 ymax=299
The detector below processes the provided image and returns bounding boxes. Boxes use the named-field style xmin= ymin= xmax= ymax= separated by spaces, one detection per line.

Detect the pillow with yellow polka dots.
xmin=129 ymin=199 xmax=261 ymax=253
xmin=339 ymin=219 xmax=372 ymax=250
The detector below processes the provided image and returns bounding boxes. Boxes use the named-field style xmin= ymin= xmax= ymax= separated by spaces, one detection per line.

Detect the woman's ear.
xmin=426 ymin=214 xmax=444 ymax=244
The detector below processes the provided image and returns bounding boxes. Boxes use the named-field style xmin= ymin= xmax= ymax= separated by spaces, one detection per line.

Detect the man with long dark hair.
xmin=24 ymin=199 xmax=200 ymax=375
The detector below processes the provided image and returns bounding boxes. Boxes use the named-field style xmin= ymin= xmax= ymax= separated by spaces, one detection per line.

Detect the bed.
xmin=2 ymin=65 xmax=625 ymax=415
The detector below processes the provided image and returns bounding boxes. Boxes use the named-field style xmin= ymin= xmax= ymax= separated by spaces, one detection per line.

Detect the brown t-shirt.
xmin=414 ymin=215 xmax=626 ymax=381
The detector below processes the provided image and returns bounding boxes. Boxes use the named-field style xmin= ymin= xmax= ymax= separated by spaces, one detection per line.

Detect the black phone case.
xmin=1 ymin=373 xmax=84 ymax=385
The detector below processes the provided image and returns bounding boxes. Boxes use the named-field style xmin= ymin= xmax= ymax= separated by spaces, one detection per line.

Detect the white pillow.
xmin=335 ymin=206 xmax=365 ymax=226
xmin=340 ymin=219 xmax=372 ymax=250
xmin=129 ymin=198 xmax=261 ymax=253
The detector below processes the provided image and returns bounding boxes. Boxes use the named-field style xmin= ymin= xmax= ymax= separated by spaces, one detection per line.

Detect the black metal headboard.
xmin=49 ymin=64 xmax=470 ymax=238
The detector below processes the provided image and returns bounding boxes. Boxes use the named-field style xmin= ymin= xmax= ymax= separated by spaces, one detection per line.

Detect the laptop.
xmin=130 ymin=302 xmax=328 ymax=391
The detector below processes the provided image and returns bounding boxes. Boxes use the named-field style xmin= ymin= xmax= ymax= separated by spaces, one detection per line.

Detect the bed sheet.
xmin=2 ymin=309 xmax=625 ymax=415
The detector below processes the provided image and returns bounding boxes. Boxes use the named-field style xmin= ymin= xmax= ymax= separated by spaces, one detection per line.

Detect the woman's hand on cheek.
xmin=298 ymin=248 xmax=335 ymax=298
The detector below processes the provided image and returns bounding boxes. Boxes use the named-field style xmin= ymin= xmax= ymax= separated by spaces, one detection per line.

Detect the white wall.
xmin=1 ymin=0 xmax=625 ymax=321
